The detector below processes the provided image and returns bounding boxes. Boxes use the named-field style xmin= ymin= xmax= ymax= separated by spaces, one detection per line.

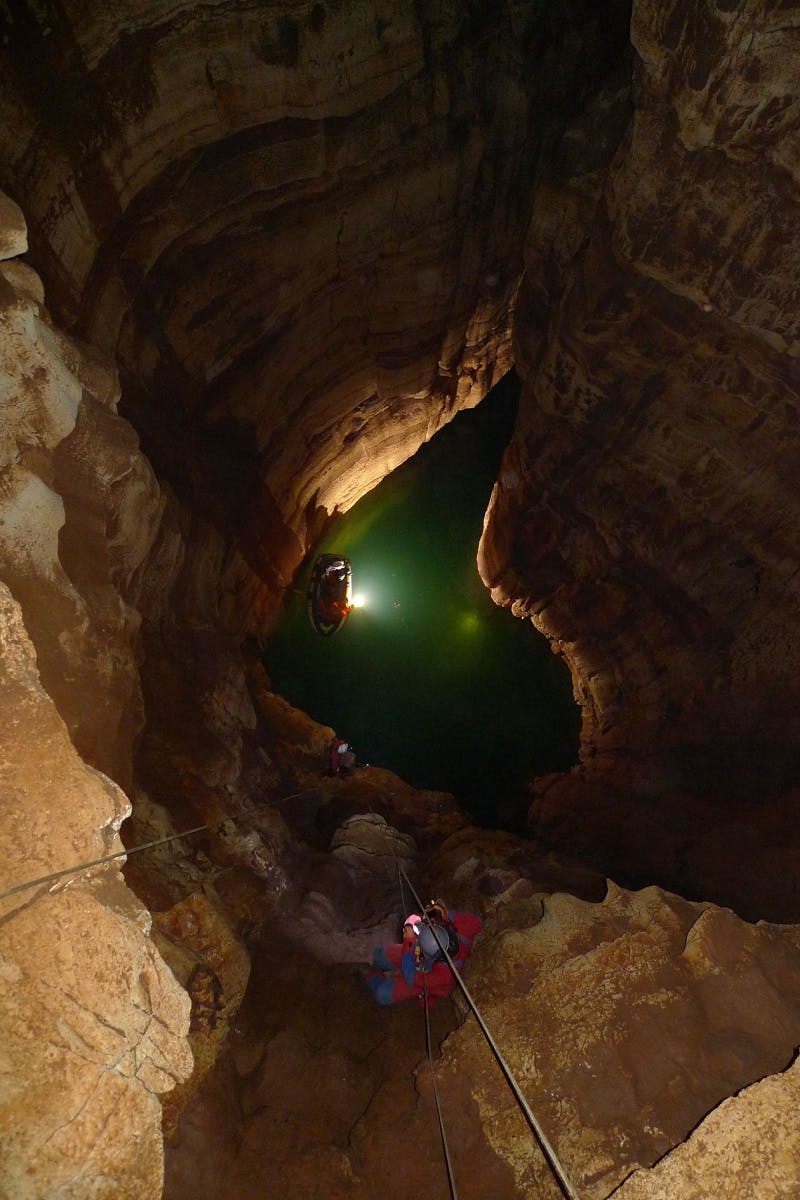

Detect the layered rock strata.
xmin=479 ymin=0 xmax=800 ymax=918
xmin=0 ymin=0 xmax=630 ymax=631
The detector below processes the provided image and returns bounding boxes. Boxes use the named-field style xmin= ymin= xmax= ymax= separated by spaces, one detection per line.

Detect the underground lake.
xmin=264 ymin=372 xmax=580 ymax=828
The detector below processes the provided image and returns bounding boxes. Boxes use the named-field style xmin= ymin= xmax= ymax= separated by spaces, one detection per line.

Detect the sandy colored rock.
xmin=0 ymin=584 xmax=192 ymax=1200
xmin=0 ymin=188 xmax=26 ymax=259
xmin=0 ymin=231 xmax=162 ymax=788
xmin=163 ymin=853 xmax=800 ymax=1200
xmin=435 ymin=881 xmax=800 ymax=1199
xmin=612 ymin=1055 xmax=800 ymax=1200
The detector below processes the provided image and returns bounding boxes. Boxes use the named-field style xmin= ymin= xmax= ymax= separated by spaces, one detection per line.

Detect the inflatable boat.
xmin=307 ymin=554 xmax=353 ymax=636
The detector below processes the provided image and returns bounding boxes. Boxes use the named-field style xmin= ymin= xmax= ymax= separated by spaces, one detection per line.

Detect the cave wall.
xmin=0 ymin=0 xmax=630 ymax=631
xmin=3 ymin=0 xmax=800 ymax=1197
xmin=0 ymin=199 xmax=193 ymax=1196
xmin=479 ymin=0 xmax=800 ymax=918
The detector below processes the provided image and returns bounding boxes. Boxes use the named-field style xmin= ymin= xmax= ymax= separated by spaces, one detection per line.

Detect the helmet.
xmin=419 ymin=922 xmax=451 ymax=961
xmin=403 ymin=913 xmax=422 ymax=933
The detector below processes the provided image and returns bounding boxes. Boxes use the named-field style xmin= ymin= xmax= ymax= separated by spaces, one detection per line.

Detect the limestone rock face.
xmin=0 ymin=194 xmax=168 ymax=789
xmin=441 ymin=881 xmax=800 ymax=1198
xmin=0 ymin=193 xmax=205 ymax=1200
xmin=4 ymin=2 xmax=800 ymax=1197
xmin=613 ymin=1056 xmax=800 ymax=1200
xmin=0 ymin=583 xmax=193 ymax=1200
xmin=479 ymin=0 xmax=800 ymax=917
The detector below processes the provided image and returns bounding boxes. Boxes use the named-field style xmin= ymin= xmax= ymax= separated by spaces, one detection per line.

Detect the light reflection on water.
xmin=264 ymin=373 xmax=580 ymax=829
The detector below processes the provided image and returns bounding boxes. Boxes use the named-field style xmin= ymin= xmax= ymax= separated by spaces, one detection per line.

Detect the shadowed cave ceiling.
xmin=2 ymin=1 xmax=800 ymax=1199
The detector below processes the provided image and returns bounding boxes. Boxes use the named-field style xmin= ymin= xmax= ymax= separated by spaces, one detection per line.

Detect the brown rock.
xmin=478 ymin=0 xmax=800 ymax=919
xmin=612 ymin=1055 xmax=800 ymax=1200
xmin=0 ymin=189 xmax=26 ymax=259
xmin=437 ymin=882 xmax=800 ymax=1198
xmin=0 ymin=584 xmax=192 ymax=1200
xmin=153 ymin=892 xmax=250 ymax=1133
xmin=0 ymin=213 xmax=160 ymax=789
xmin=3 ymin=4 xmax=800 ymax=1197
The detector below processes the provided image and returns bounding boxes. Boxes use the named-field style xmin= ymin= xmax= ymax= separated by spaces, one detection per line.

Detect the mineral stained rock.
xmin=439 ymin=881 xmax=800 ymax=1199
xmin=153 ymin=891 xmax=251 ymax=1135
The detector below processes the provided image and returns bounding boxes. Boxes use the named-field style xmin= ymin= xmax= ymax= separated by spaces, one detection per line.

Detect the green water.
xmin=264 ymin=372 xmax=580 ymax=829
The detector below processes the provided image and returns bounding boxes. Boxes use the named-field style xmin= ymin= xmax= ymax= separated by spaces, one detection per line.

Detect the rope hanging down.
xmin=397 ymin=860 xmax=409 ymax=924
xmin=423 ymin=973 xmax=459 ymax=1200
xmin=400 ymin=868 xmax=580 ymax=1200
xmin=1 ymin=786 xmax=320 ymax=903
xmin=394 ymin=856 xmax=458 ymax=1199
xmin=0 ymin=826 xmax=208 ymax=901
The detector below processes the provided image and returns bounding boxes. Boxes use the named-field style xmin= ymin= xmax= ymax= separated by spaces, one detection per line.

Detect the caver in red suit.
xmin=329 ymin=736 xmax=356 ymax=774
xmin=363 ymin=906 xmax=483 ymax=1007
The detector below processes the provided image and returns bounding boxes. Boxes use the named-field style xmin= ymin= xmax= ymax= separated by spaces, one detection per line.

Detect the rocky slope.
xmin=163 ymin=838 xmax=800 ymax=1200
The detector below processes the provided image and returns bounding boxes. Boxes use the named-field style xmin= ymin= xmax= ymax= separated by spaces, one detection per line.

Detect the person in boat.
xmin=310 ymin=555 xmax=353 ymax=633
xmin=329 ymin=736 xmax=357 ymax=775
xmin=320 ymin=595 xmax=350 ymax=624
xmin=362 ymin=900 xmax=483 ymax=1008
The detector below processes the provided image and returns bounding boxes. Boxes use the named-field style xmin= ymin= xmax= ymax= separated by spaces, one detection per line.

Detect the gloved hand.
xmin=427 ymin=899 xmax=449 ymax=922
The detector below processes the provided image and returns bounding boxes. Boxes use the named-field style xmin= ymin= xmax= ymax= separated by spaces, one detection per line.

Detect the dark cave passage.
xmin=264 ymin=372 xmax=581 ymax=829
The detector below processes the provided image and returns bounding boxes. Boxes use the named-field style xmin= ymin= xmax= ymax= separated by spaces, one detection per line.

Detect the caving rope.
xmin=422 ymin=972 xmax=459 ymax=1200
xmin=397 ymin=860 xmax=409 ymax=925
xmin=396 ymin=859 xmax=458 ymax=1193
xmin=399 ymin=868 xmax=580 ymax=1200
xmin=0 ymin=785 xmax=325 ymax=903
xmin=0 ymin=826 xmax=209 ymax=901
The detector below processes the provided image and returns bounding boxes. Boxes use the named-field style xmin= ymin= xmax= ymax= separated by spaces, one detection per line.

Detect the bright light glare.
xmin=351 ymin=592 xmax=367 ymax=609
